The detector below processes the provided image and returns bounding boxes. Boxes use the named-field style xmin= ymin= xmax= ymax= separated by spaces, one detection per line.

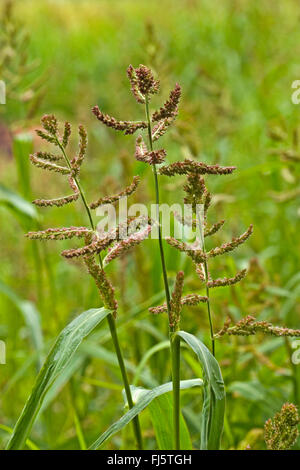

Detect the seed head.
xmin=264 ymin=403 xmax=299 ymax=450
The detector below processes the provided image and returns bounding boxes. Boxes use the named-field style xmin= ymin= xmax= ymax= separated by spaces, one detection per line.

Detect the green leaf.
xmin=176 ymin=331 xmax=225 ymax=450
xmin=148 ymin=393 xmax=193 ymax=450
xmin=6 ymin=307 xmax=111 ymax=450
xmin=0 ymin=183 xmax=38 ymax=220
xmin=89 ymin=379 xmax=202 ymax=450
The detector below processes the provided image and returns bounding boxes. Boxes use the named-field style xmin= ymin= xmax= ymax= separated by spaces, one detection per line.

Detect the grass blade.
xmin=6 ymin=307 xmax=111 ymax=450
xmin=89 ymin=379 xmax=202 ymax=450
xmin=176 ymin=331 xmax=225 ymax=450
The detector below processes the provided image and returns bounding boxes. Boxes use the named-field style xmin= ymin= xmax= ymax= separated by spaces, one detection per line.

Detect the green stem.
xmin=107 ymin=314 xmax=143 ymax=449
xmin=196 ymin=208 xmax=215 ymax=356
xmin=145 ymin=97 xmax=180 ymax=449
xmin=57 ymin=138 xmax=143 ymax=449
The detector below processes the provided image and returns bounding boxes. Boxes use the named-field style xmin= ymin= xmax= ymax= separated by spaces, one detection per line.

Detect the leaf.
xmin=176 ymin=331 xmax=225 ymax=450
xmin=148 ymin=393 xmax=193 ymax=450
xmin=0 ymin=183 xmax=38 ymax=220
xmin=89 ymin=379 xmax=202 ymax=450
xmin=0 ymin=424 xmax=39 ymax=450
xmin=6 ymin=307 xmax=111 ymax=450
xmin=0 ymin=280 xmax=43 ymax=366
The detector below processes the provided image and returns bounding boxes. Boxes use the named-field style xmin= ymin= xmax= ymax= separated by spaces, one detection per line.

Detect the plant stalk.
xmin=145 ymin=97 xmax=181 ymax=449
xmin=57 ymin=139 xmax=143 ymax=449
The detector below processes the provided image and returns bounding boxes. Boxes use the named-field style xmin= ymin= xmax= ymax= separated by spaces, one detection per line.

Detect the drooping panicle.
xmin=92 ymin=105 xmax=147 ymax=135
xmin=159 ymin=159 xmax=236 ymax=176
xmin=90 ymin=175 xmax=140 ymax=209
xmin=152 ymin=83 xmax=181 ymax=122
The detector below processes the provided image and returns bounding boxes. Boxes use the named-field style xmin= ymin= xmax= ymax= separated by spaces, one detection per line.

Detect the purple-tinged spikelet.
xmin=215 ymin=315 xmax=300 ymax=338
xmin=264 ymin=403 xmax=299 ymax=450
xmin=30 ymin=153 xmax=70 ymax=175
xmin=26 ymin=227 xmax=92 ymax=241
xmin=92 ymin=106 xmax=147 ymax=135
xmin=61 ymin=234 xmax=114 ymax=259
xmin=41 ymin=114 xmax=58 ymax=135
xmin=90 ymin=176 xmax=140 ymax=209
xmin=134 ymin=64 xmax=160 ymax=97
xmin=152 ymin=83 xmax=181 ymax=122
xmin=62 ymin=121 xmax=71 ymax=148
xmin=35 ymin=151 xmax=62 ymax=162
xmin=135 ymin=135 xmax=149 ymax=162
xmin=71 ymin=125 xmax=87 ymax=174
xmin=32 ymin=192 xmax=79 ymax=207
xmin=169 ymin=271 xmax=184 ymax=329
xmin=207 ymin=225 xmax=253 ymax=259
xmin=152 ymin=116 xmax=176 ymax=142
xmin=127 ymin=65 xmax=146 ymax=104
xmin=35 ymin=129 xmax=58 ymax=145
xmin=103 ymin=225 xmax=152 ymax=265
xmin=207 ymin=269 xmax=247 ymax=288
xmin=181 ymin=294 xmax=208 ymax=305
xmin=165 ymin=237 xmax=206 ymax=264
xmin=204 ymin=220 xmax=225 ymax=237
xmin=159 ymin=159 xmax=236 ymax=176
xmin=84 ymin=255 xmax=118 ymax=316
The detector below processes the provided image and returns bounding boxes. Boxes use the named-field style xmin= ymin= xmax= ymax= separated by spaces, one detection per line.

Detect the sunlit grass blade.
xmin=89 ymin=379 xmax=203 ymax=450
xmin=176 ymin=331 xmax=225 ymax=450
xmin=0 ymin=183 xmax=38 ymax=221
xmin=6 ymin=307 xmax=111 ymax=450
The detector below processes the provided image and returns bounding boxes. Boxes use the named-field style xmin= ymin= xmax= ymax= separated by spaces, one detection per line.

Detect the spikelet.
xmin=30 ymin=153 xmax=70 ymax=175
xmin=92 ymin=106 xmax=147 ymax=135
xmin=62 ymin=121 xmax=71 ymax=148
xmin=41 ymin=114 xmax=58 ymax=135
xmin=134 ymin=64 xmax=160 ymax=97
xmin=35 ymin=151 xmax=62 ymax=162
xmin=35 ymin=129 xmax=58 ymax=145
xmin=26 ymin=227 xmax=92 ymax=241
xmin=181 ymin=294 xmax=208 ymax=305
xmin=84 ymin=255 xmax=118 ymax=315
xmin=135 ymin=135 xmax=149 ymax=162
xmin=165 ymin=237 xmax=206 ymax=264
xmin=103 ymin=225 xmax=152 ymax=265
xmin=264 ymin=403 xmax=299 ymax=450
xmin=61 ymin=234 xmax=114 ymax=259
xmin=215 ymin=315 xmax=300 ymax=338
xmin=127 ymin=65 xmax=146 ymax=104
xmin=169 ymin=271 xmax=184 ymax=329
xmin=207 ymin=269 xmax=247 ymax=288
xmin=90 ymin=176 xmax=140 ymax=209
xmin=152 ymin=83 xmax=181 ymax=122
xmin=32 ymin=192 xmax=79 ymax=207
xmin=159 ymin=159 xmax=236 ymax=176
xmin=204 ymin=220 xmax=225 ymax=237
xmin=207 ymin=225 xmax=253 ymax=258
xmin=71 ymin=125 xmax=87 ymax=174
xmin=152 ymin=115 xmax=176 ymax=142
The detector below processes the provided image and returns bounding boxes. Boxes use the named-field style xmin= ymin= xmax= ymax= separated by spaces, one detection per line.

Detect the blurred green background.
xmin=0 ymin=0 xmax=299 ymax=450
